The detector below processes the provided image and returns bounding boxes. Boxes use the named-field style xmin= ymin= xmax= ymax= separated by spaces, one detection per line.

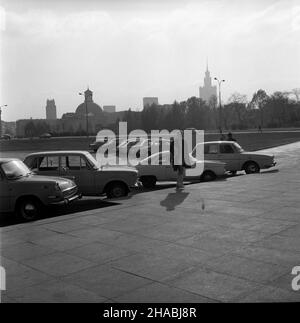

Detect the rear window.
xmin=39 ymin=156 xmax=59 ymax=171
xmin=205 ymin=144 xmax=218 ymax=154
xmin=61 ymin=155 xmax=88 ymax=170
xmin=220 ymin=144 xmax=235 ymax=154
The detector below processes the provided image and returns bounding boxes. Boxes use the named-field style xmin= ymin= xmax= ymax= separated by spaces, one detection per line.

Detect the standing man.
xmin=170 ymin=131 xmax=190 ymax=190
xmin=227 ymin=132 xmax=237 ymax=142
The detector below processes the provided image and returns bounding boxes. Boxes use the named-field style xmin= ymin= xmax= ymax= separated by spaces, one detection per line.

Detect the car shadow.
xmin=160 ymin=191 xmax=190 ymax=211
xmin=0 ymin=198 xmax=119 ymax=227
xmin=260 ymin=169 xmax=279 ymax=174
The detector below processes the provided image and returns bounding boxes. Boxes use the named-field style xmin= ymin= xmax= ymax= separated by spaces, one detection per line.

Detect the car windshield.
xmin=233 ymin=142 xmax=244 ymax=153
xmin=1 ymin=160 xmax=32 ymax=179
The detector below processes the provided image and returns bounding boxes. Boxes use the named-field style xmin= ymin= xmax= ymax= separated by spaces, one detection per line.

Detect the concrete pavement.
xmin=1 ymin=142 xmax=300 ymax=302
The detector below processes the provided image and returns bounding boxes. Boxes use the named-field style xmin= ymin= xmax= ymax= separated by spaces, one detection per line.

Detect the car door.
xmin=204 ymin=143 xmax=220 ymax=162
xmin=59 ymin=155 xmax=95 ymax=195
xmin=141 ymin=152 xmax=166 ymax=181
xmin=0 ymin=170 xmax=11 ymax=212
xmin=161 ymin=152 xmax=181 ymax=181
xmin=219 ymin=143 xmax=241 ymax=171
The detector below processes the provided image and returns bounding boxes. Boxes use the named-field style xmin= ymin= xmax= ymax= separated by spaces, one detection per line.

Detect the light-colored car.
xmin=0 ymin=158 xmax=80 ymax=221
xmin=117 ymin=138 xmax=149 ymax=156
xmin=39 ymin=133 xmax=52 ymax=139
xmin=136 ymin=151 xmax=225 ymax=188
xmin=24 ymin=151 xmax=138 ymax=198
xmin=1 ymin=134 xmax=11 ymax=140
xmin=192 ymin=141 xmax=276 ymax=174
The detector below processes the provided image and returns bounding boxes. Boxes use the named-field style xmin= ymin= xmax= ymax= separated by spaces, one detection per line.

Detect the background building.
xmin=45 ymin=99 xmax=57 ymax=120
xmin=143 ymin=97 xmax=159 ymax=108
xmin=199 ymin=64 xmax=217 ymax=104
xmin=16 ymin=88 xmax=126 ymax=137
xmin=76 ymin=88 xmax=103 ymax=118
xmin=103 ymin=105 xmax=116 ymax=113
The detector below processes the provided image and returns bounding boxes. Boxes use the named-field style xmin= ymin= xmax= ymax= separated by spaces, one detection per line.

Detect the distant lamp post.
xmin=214 ymin=78 xmax=225 ymax=131
xmin=79 ymin=92 xmax=89 ymax=138
xmin=0 ymin=105 xmax=8 ymax=138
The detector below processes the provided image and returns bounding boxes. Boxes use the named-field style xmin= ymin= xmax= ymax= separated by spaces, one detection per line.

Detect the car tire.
xmin=141 ymin=176 xmax=157 ymax=189
xmin=201 ymin=170 xmax=217 ymax=182
xmin=106 ymin=182 xmax=128 ymax=198
xmin=244 ymin=161 xmax=260 ymax=174
xmin=16 ymin=197 xmax=42 ymax=221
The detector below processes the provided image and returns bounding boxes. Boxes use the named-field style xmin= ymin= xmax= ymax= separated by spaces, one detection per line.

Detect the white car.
xmin=136 ymin=151 xmax=225 ymax=188
xmin=118 ymin=138 xmax=169 ymax=155
xmin=192 ymin=141 xmax=276 ymax=174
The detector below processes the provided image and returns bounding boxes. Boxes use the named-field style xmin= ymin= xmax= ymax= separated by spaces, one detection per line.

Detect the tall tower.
xmin=46 ymin=99 xmax=57 ymax=120
xmin=199 ymin=62 xmax=217 ymax=104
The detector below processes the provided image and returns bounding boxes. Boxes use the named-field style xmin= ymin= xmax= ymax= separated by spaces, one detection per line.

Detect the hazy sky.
xmin=0 ymin=0 xmax=299 ymax=121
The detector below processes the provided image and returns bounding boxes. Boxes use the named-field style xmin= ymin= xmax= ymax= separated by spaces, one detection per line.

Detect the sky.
xmin=0 ymin=0 xmax=299 ymax=121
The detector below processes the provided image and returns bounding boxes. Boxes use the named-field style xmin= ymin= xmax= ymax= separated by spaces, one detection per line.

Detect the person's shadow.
xmin=160 ymin=191 xmax=190 ymax=211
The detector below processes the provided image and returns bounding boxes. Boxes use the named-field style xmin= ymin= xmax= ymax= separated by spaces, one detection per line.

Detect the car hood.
xmin=17 ymin=174 xmax=75 ymax=188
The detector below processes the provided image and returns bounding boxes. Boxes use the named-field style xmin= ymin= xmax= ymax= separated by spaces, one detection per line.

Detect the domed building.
xmin=75 ymin=88 xmax=103 ymax=118
xmin=16 ymin=87 xmax=127 ymax=137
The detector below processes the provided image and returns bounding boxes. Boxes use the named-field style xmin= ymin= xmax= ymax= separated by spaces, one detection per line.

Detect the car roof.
xmin=0 ymin=158 xmax=21 ymax=165
xmin=24 ymin=150 xmax=91 ymax=157
xmin=202 ymin=141 xmax=236 ymax=145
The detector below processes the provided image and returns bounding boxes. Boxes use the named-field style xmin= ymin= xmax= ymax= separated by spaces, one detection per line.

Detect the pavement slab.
xmin=1 ymin=141 xmax=300 ymax=302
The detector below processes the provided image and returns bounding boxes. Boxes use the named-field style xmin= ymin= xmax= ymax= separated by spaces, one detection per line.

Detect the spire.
xmin=84 ymin=86 xmax=93 ymax=102
xmin=206 ymin=57 xmax=208 ymax=72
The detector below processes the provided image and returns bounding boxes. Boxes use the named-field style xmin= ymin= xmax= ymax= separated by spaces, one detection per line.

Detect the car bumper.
xmin=49 ymin=193 xmax=82 ymax=206
xmin=264 ymin=161 xmax=276 ymax=168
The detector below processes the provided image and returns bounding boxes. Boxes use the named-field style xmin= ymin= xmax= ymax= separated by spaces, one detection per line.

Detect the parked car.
xmin=117 ymin=138 xmax=149 ymax=157
xmin=24 ymin=151 xmax=138 ymax=198
xmin=192 ymin=141 xmax=276 ymax=174
xmin=118 ymin=138 xmax=170 ymax=159
xmin=0 ymin=134 xmax=11 ymax=140
xmin=0 ymin=158 xmax=80 ymax=221
xmin=39 ymin=133 xmax=52 ymax=139
xmin=136 ymin=151 xmax=225 ymax=188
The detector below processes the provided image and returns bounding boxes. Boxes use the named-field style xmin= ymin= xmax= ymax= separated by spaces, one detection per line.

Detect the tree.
xmin=225 ymin=93 xmax=248 ymax=129
xmin=265 ymin=91 xmax=290 ymax=127
xmin=291 ymin=88 xmax=300 ymax=102
xmin=250 ymin=89 xmax=269 ymax=127
xmin=163 ymin=101 xmax=186 ymax=130
xmin=24 ymin=121 xmax=37 ymax=138
xmin=35 ymin=121 xmax=50 ymax=135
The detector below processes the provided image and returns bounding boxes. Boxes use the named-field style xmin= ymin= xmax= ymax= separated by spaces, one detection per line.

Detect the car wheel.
xmin=16 ymin=197 xmax=42 ymax=221
xmin=244 ymin=161 xmax=260 ymax=174
xmin=229 ymin=170 xmax=237 ymax=175
xmin=141 ymin=176 xmax=157 ymax=189
xmin=201 ymin=170 xmax=217 ymax=182
xmin=106 ymin=182 xmax=128 ymax=198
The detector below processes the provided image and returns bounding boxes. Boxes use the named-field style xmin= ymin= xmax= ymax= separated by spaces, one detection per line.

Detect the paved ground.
xmin=1 ymin=142 xmax=300 ymax=303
